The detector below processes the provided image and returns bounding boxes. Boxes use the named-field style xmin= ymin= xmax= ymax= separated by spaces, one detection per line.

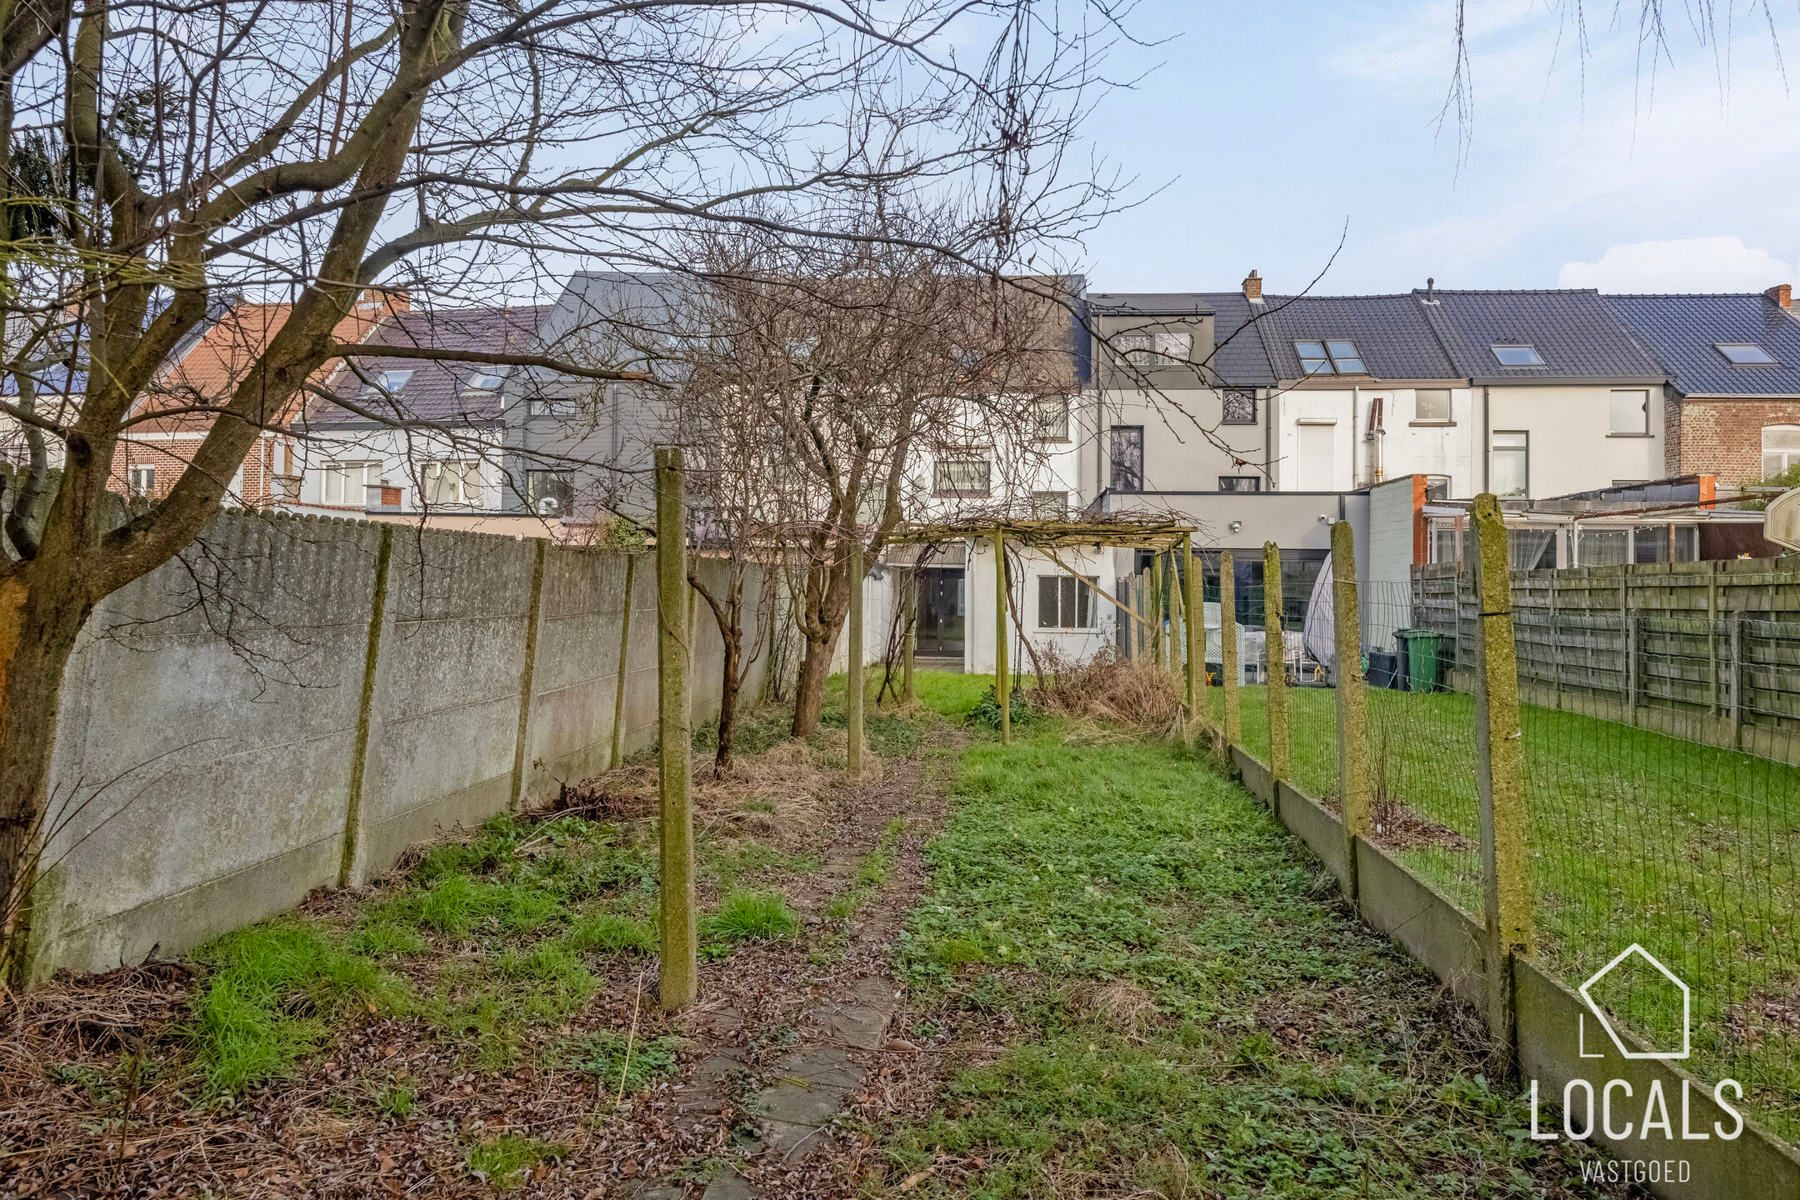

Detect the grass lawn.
xmin=870 ymin=678 xmax=1621 ymax=1198
xmin=1209 ymin=682 xmax=1800 ymax=1143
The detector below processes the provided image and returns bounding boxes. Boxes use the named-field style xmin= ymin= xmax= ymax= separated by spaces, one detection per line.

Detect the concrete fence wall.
xmin=25 ymin=512 xmax=791 ymax=979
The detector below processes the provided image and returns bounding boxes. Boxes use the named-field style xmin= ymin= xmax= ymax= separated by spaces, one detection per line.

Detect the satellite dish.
xmin=1768 ymin=488 xmax=1800 ymax=552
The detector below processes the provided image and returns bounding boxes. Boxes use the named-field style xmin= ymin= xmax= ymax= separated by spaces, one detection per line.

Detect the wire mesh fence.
xmin=1213 ymin=550 xmax=1800 ymax=1147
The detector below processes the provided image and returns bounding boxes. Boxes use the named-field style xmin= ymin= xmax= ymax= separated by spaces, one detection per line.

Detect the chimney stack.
xmin=1243 ymin=269 xmax=1263 ymax=302
xmin=1768 ymin=283 xmax=1792 ymax=310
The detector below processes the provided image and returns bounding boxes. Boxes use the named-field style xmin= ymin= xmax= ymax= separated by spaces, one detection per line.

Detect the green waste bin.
xmin=1394 ymin=629 xmax=1444 ymax=693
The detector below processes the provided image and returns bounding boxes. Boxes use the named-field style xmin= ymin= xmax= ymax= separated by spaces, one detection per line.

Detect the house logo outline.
xmin=1577 ymin=943 xmax=1690 ymax=1061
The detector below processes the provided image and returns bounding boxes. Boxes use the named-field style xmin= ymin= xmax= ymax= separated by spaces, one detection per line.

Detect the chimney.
xmin=1242 ymin=269 xmax=1263 ymax=302
xmin=1768 ymin=283 xmax=1792 ymax=310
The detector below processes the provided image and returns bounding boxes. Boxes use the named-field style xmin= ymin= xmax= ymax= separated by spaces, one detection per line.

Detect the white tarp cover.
xmin=1302 ymin=554 xmax=1335 ymax=670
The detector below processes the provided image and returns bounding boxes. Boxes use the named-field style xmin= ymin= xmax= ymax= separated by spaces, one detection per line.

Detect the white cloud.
xmin=1558 ymin=236 xmax=1796 ymax=291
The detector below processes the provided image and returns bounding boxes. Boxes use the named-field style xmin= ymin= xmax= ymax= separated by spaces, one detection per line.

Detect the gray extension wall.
xmin=26 ymin=511 xmax=776 ymax=979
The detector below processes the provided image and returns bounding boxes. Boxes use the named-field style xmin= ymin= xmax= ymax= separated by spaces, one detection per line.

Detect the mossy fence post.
xmin=994 ymin=526 xmax=1010 ymax=744
xmin=1331 ymin=520 xmax=1371 ymax=901
xmin=847 ymin=538 xmax=865 ymax=777
xmin=901 ymin=565 xmax=916 ymax=705
xmin=654 ymin=447 xmax=698 ymax=1011
xmin=1182 ymin=534 xmax=1200 ymax=732
xmin=1471 ymin=492 xmax=1534 ymax=1062
xmin=1263 ymin=542 xmax=1290 ymax=790
xmin=1221 ymin=550 xmax=1241 ymax=747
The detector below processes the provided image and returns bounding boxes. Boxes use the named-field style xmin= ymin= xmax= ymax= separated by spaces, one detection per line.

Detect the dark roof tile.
xmin=1605 ymin=293 xmax=1800 ymax=397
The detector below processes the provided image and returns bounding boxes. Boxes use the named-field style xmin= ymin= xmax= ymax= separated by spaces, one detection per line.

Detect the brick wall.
xmin=1674 ymin=397 xmax=1800 ymax=487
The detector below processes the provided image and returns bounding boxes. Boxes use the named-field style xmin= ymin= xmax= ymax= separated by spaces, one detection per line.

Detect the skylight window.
xmin=465 ymin=369 xmax=507 ymax=391
xmin=376 ymin=368 xmax=414 ymax=392
xmin=1491 ymin=345 xmax=1545 ymax=367
xmin=1716 ymin=343 xmax=1777 ymax=366
xmin=1294 ymin=339 xmax=1367 ymax=375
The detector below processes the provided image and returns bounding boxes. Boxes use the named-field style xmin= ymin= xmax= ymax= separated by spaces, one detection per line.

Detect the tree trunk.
xmin=791 ymin=630 xmax=836 ymax=737
xmin=0 ymin=570 xmax=95 ymax=979
xmin=714 ymin=623 xmax=743 ymax=777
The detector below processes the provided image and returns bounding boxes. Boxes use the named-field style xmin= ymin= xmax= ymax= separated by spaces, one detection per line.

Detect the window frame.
xmin=526 ymin=469 xmax=575 ymax=515
xmin=1036 ymin=573 xmax=1096 ymax=630
xmin=1294 ymin=339 xmax=1367 ymax=376
xmin=1608 ymin=388 xmax=1651 ymax=437
xmin=127 ymin=464 xmax=156 ymax=498
xmin=932 ymin=457 xmax=991 ymax=498
xmin=421 ymin=458 xmax=484 ymax=507
xmin=321 ymin=459 xmax=379 ymax=506
xmin=1218 ymin=475 xmax=1262 ymax=493
xmin=1490 ymin=429 xmax=1530 ymax=497
xmin=375 ymin=368 xmax=414 ymax=393
xmin=1716 ymin=342 xmax=1778 ymax=366
xmin=1034 ymin=396 xmax=1070 ymax=442
xmin=1763 ymin=424 xmax=1800 ymax=477
xmin=1413 ymin=388 xmax=1453 ymax=424
xmin=1220 ymin=388 xmax=1257 ymax=426
xmin=1490 ymin=344 xmax=1545 ymax=368
xmin=464 ymin=369 xmax=508 ymax=393
xmin=1108 ymin=425 xmax=1145 ymax=493
xmin=1028 ymin=489 xmax=1070 ymax=517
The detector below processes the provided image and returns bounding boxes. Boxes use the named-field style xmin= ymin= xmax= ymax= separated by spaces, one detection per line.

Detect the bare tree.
xmin=0 ymin=0 xmax=1119 ymax=970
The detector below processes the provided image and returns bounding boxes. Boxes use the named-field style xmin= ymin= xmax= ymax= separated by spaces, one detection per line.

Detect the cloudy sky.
xmin=1078 ymin=0 xmax=1800 ymax=294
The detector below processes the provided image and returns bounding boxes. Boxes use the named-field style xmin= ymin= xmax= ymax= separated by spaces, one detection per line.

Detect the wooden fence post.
xmin=1221 ymin=550 xmax=1241 ymax=748
xmin=609 ymin=554 xmax=637 ymax=768
xmin=902 ymin=566 xmax=916 ymax=705
xmin=1183 ymin=534 xmax=1201 ymax=726
xmin=1331 ymin=519 xmax=1371 ymax=900
xmin=1472 ymin=492 xmax=1533 ymax=1062
xmin=1264 ymin=542 xmax=1289 ymax=789
xmin=847 ymin=539 xmax=865 ymax=777
xmin=994 ymin=526 xmax=1010 ymax=744
xmin=1150 ymin=555 xmax=1164 ymax=668
xmin=654 ymin=447 xmax=697 ymax=1011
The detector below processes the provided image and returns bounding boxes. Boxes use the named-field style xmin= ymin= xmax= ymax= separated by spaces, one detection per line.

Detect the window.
xmin=422 ymin=459 xmax=483 ymax=506
xmin=1414 ymin=389 xmax=1452 ymax=423
xmin=1610 ymin=389 xmax=1649 ymax=436
xmin=1430 ymin=522 xmax=1461 ymax=565
xmin=321 ymin=460 xmax=379 ymax=505
xmin=1577 ymin=527 xmax=1628 ymax=567
xmin=1029 ymin=490 xmax=1070 ymax=517
xmin=1109 ymin=425 xmax=1144 ymax=493
xmin=1218 ymin=475 xmax=1262 ymax=493
xmin=1508 ymin=528 xmax=1556 ymax=570
xmin=1036 ymin=574 xmax=1095 ymax=629
xmin=1633 ymin=526 xmax=1671 ymax=564
xmin=1114 ymin=330 xmax=1192 ymax=369
xmin=376 ymin=368 xmax=414 ymax=392
xmin=1424 ymin=474 xmax=1451 ymax=501
xmin=933 ymin=458 xmax=990 ymax=497
xmin=529 ymin=396 xmax=578 ymax=417
xmin=127 ymin=465 xmax=155 ymax=498
xmin=1491 ymin=430 xmax=1529 ymax=497
xmin=1717 ymin=343 xmax=1777 ymax=365
xmin=465 ymin=369 xmax=507 ymax=392
xmin=1221 ymin=389 xmax=1257 ymax=425
xmin=1035 ymin=397 xmax=1070 ymax=441
xmin=527 ymin=470 xmax=574 ymax=515
xmin=1294 ymin=339 xmax=1366 ymax=375
xmin=1490 ymin=344 xmax=1545 ymax=367
xmin=1762 ymin=425 xmax=1800 ymax=477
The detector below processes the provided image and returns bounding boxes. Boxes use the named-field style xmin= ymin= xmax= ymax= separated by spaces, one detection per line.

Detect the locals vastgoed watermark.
xmin=1528 ymin=944 xmax=1744 ymax=1145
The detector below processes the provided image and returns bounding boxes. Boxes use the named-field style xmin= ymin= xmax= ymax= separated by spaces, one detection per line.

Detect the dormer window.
xmin=1716 ymin=343 xmax=1777 ymax=366
xmin=1295 ymin=340 xmax=1366 ymax=375
xmin=1491 ymin=344 xmax=1545 ymax=367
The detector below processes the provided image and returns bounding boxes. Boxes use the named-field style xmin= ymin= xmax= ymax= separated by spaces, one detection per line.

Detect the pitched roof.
xmin=137 ymin=295 xmax=398 ymax=431
xmin=1415 ymin=288 xmax=1664 ymax=383
xmin=1255 ymin=293 xmax=1457 ymax=382
xmin=305 ymin=305 xmax=553 ymax=428
xmin=1604 ymin=293 xmax=1800 ymax=397
xmin=1085 ymin=291 xmax=1275 ymax=386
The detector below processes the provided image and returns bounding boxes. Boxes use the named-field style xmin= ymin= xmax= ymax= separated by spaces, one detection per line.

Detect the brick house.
xmin=1606 ymin=285 xmax=1800 ymax=492
xmin=112 ymin=292 xmax=406 ymax=504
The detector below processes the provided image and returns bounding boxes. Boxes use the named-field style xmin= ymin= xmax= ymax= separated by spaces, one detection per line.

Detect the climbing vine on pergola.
xmin=882 ymin=516 xmax=1203 ymax=742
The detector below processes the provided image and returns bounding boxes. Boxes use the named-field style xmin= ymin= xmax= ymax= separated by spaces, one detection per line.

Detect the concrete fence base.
xmin=1226 ymin=746 xmax=1800 ymax=1199
xmin=25 ymin=512 xmax=776 ymax=979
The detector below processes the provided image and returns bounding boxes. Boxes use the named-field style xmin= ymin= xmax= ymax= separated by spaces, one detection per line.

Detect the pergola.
xmin=883 ymin=515 xmax=1201 ymax=742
